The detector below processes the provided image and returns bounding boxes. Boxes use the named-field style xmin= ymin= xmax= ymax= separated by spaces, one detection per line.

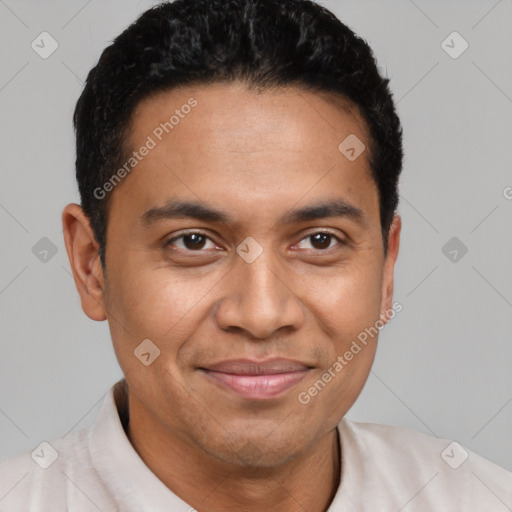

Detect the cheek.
xmin=104 ymin=268 xmax=217 ymax=390
xmin=301 ymin=259 xmax=384 ymax=342
xmin=105 ymin=263 xmax=221 ymax=344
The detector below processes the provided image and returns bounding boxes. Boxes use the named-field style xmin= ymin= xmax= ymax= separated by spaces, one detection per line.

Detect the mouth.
xmin=198 ymin=358 xmax=312 ymax=400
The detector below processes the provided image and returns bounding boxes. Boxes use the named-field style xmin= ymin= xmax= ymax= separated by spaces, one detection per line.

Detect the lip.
xmin=199 ymin=358 xmax=312 ymax=400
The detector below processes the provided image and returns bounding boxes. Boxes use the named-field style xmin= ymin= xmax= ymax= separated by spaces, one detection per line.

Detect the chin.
xmin=194 ymin=422 xmax=313 ymax=469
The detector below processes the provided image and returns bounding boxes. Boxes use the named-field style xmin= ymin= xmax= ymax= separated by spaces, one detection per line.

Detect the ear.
xmin=380 ymin=214 xmax=401 ymax=322
xmin=62 ymin=203 xmax=107 ymax=321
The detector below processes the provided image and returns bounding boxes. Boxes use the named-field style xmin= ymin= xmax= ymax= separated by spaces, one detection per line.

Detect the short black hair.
xmin=73 ymin=0 xmax=403 ymax=268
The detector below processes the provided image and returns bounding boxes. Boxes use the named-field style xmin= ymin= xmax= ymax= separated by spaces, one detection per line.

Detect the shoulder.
xmin=0 ymin=428 xmax=114 ymax=511
xmin=339 ymin=418 xmax=512 ymax=509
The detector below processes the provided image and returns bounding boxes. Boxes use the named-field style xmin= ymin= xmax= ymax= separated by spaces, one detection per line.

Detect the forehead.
xmin=110 ymin=82 xmax=378 ymax=227
xmin=129 ymin=82 xmax=370 ymax=156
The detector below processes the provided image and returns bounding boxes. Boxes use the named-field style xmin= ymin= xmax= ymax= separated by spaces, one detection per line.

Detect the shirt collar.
xmin=88 ymin=379 xmax=193 ymax=511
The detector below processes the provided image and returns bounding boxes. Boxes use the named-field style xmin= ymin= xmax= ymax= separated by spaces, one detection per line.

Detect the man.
xmin=1 ymin=0 xmax=510 ymax=510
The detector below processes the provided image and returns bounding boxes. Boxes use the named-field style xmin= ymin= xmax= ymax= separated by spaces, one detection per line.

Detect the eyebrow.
xmin=140 ymin=200 xmax=231 ymax=227
xmin=140 ymin=198 xmax=367 ymax=228
xmin=279 ymin=199 xmax=366 ymax=226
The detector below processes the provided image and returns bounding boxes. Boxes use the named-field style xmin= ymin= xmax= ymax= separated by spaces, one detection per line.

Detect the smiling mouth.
xmin=199 ymin=359 xmax=312 ymax=400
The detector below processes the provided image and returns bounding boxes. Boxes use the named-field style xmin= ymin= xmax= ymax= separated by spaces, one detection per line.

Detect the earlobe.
xmin=62 ymin=203 xmax=107 ymax=321
xmin=380 ymin=214 xmax=401 ymax=321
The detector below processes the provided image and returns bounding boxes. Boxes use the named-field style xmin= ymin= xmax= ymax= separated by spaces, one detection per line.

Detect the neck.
xmin=123 ymin=391 xmax=341 ymax=512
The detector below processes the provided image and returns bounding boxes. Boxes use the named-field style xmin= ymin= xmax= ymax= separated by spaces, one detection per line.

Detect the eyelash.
xmin=165 ymin=230 xmax=345 ymax=253
xmin=294 ymin=231 xmax=345 ymax=251
xmin=165 ymin=231 xmax=219 ymax=252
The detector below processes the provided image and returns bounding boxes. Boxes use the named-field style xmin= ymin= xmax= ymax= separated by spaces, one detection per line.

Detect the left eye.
xmin=167 ymin=233 xmax=217 ymax=251
xmin=296 ymin=232 xmax=341 ymax=250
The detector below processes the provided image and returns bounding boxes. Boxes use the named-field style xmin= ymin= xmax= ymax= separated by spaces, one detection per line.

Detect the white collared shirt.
xmin=1 ymin=379 xmax=511 ymax=511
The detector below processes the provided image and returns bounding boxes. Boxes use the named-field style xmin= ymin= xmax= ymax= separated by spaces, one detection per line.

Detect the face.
xmin=65 ymin=82 xmax=400 ymax=469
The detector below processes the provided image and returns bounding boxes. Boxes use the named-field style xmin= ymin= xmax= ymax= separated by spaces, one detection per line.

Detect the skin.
xmin=62 ymin=82 xmax=401 ymax=512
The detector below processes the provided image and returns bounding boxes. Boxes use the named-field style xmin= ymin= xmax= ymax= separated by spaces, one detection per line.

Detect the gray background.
xmin=0 ymin=0 xmax=511 ymax=472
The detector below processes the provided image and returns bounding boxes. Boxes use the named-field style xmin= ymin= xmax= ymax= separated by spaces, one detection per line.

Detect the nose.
xmin=214 ymin=252 xmax=305 ymax=339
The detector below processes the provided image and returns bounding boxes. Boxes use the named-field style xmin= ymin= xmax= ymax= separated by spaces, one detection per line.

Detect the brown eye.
xmin=310 ymin=233 xmax=332 ymax=249
xmin=166 ymin=232 xmax=217 ymax=251
xmin=296 ymin=232 xmax=342 ymax=251
xmin=182 ymin=233 xmax=207 ymax=250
